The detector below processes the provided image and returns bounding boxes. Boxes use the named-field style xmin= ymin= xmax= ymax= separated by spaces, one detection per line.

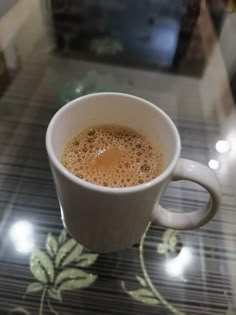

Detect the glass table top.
xmin=0 ymin=1 xmax=236 ymax=314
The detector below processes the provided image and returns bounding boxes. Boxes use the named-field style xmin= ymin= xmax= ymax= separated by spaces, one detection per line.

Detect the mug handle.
xmin=152 ymin=158 xmax=222 ymax=229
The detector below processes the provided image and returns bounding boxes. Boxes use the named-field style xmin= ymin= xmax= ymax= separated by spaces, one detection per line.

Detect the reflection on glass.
xmin=165 ymin=247 xmax=192 ymax=277
xmin=208 ymin=159 xmax=220 ymax=170
xmin=9 ymin=221 xmax=34 ymax=254
xmin=75 ymin=85 xmax=83 ymax=94
xmin=215 ymin=140 xmax=230 ymax=153
xmin=152 ymin=20 xmax=179 ymax=67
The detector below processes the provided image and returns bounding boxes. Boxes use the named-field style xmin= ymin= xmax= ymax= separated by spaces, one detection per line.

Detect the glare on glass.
xmin=215 ymin=140 xmax=230 ymax=153
xmin=165 ymin=247 xmax=192 ymax=277
xmin=208 ymin=159 xmax=220 ymax=170
xmin=9 ymin=221 xmax=34 ymax=254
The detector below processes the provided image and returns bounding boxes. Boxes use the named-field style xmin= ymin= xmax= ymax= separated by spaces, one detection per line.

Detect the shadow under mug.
xmin=46 ymin=93 xmax=221 ymax=253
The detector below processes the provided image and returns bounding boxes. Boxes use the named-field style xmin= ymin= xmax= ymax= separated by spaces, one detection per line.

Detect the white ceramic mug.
xmin=46 ymin=93 xmax=221 ymax=253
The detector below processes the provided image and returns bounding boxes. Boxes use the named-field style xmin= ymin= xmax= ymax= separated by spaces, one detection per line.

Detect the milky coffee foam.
xmin=61 ymin=124 xmax=164 ymax=188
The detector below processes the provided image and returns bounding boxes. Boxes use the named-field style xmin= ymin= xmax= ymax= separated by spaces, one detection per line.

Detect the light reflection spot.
xmin=9 ymin=220 xmax=34 ymax=254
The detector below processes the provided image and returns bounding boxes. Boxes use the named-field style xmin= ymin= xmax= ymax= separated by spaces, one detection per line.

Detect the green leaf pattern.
xmin=127 ymin=288 xmax=159 ymax=305
xmin=136 ymin=275 xmax=147 ymax=287
xmin=19 ymin=228 xmax=233 ymax=315
xmin=59 ymin=275 xmax=97 ymax=292
xmin=76 ymin=253 xmax=98 ymax=267
xmin=55 ymin=239 xmax=77 ymax=268
xmin=48 ymin=288 xmax=62 ymax=302
xmin=55 ymin=268 xmax=85 ymax=286
xmin=62 ymin=244 xmax=83 ymax=267
xmin=26 ymin=282 xmax=43 ymax=294
xmin=157 ymin=229 xmax=178 ymax=256
xmin=122 ymin=228 xmax=234 ymax=315
xmin=58 ymin=229 xmax=67 ymax=245
xmin=9 ymin=307 xmax=31 ymax=315
xmin=25 ymin=229 xmax=97 ymax=314
xmin=46 ymin=233 xmax=58 ymax=258
xmin=30 ymin=248 xmax=54 ymax=283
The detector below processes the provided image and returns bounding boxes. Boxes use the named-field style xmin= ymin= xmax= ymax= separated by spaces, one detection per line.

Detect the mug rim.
xmin=46 ymin=92 xmax=181 ymax=194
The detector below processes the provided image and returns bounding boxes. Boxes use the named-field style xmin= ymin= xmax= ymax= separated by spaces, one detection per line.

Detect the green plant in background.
xmin=25 ymin=230 xmax=98 ymax=315
xmin=90 ymin=37 xmax=123 ymax=55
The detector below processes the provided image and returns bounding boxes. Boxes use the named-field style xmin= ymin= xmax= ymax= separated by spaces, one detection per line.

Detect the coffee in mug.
xmin=61 ymin=124 xmax=164 ymax=187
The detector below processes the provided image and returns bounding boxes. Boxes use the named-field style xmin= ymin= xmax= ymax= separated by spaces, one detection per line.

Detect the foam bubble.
xmin=88 ymin=129 xmax=96 ymax=136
